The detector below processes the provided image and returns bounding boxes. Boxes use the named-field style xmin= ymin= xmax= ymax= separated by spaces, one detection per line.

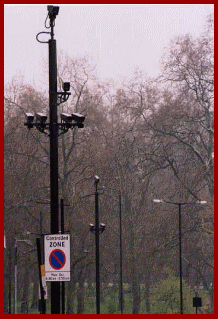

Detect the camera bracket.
xmin=57 ymin=92 xmax=71 ymax=106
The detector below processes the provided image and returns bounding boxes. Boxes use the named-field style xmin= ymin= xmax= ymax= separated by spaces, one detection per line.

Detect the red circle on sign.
xmin=49 ymin=249 xmax=66 ymax=270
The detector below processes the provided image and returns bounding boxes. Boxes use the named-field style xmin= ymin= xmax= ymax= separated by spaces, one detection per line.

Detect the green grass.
xmin=15 ymin=282 xmax=212 ymax=314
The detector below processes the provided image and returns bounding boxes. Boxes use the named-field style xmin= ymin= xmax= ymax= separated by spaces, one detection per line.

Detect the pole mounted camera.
xmin=100 ymin=223 xmax=106 ymax=233
xmin=24 ymin=113 xmax=35 ymax=129
xmin=89 ymin=223 xmax=106 ymax=234
xmin=35 ymin=113 xmax=48 ymax=133
xmin=57 ymin=82 xmax=71 ymax=105
xmin=60 ymin=112 xmax=86 ymax=130
xmin=36 ymin=113 xmax=48 ymax=125
xmin=61 ymin=113 xmax=73 ymax=130
xmin=72 ymin=113 xmax=85 ymax=128
xmin=89 ymin=224 xmax=95 ymax=233
xmin=61 ymin=113 xmax=73 ymax=123
xmin=62 ymin=82 xmax=70 ymax=92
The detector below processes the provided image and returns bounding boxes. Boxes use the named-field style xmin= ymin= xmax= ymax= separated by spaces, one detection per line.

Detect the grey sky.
xmin=4 ymin=4 xmax=214 ymax=91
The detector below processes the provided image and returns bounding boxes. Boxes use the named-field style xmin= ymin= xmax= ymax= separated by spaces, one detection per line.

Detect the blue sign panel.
xmin=49 ymin=249 xmax=66 ymax=270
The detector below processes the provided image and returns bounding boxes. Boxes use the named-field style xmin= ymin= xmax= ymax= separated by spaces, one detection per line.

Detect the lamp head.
xmin=94 ymin=175 xmax=100 ymax=184
xmin=153 ymin=199 xmax=164 ymax=203
xmin=47 ymin=5 xmax=59 ymax=20
xmin=196 ymin=200 xmax=207 ymax=205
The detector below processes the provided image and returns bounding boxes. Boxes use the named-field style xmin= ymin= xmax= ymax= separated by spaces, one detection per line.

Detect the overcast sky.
xmin=4 ymin=4 xmax=214 ymax=91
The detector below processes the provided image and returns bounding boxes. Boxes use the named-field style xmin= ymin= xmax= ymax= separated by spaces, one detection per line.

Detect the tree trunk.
xmin=132 ymin=282 xmax=140 ymax=314
xmin=144 ymin=276 xmax=151 ymax=313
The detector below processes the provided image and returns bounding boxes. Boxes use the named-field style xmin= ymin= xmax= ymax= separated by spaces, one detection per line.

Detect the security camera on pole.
xmin=24 ymin=6 xmax=85 ymax=314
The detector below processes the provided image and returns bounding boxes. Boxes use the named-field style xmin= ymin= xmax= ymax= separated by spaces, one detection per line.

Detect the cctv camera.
xmin=36 ymin=113 xmax=47 ymax=124
xmin=25 ymin=113 xmax=34 ymax=129
xmin=72 ymin=113 xmax=85 ymax=123
xmin=61 ymin=113 xmax=73 ymax=123
xmin=62 ymin=82 xmax=70 ymax=92
xmin=89 ymin=224 xmax=95 ymax=233
xmin=71 ymin=113 xmax=85 ymax=128
xmin=100 ymin=223 xmax=106 ymax=233
xmin=25 ymin=113 xmax=34 ymax=122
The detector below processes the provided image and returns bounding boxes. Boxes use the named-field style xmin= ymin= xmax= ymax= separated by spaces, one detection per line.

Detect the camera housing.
xmin=25 ymin=113 xmax=35 ymax=129
xmin=62 ymin=82 xmax=70 ymax=92
xmin=25 ymin=113 xmax=34 ymax=123
xmin=61 ymin=113 xmax=73 ymax=123
xmin=72 ymin=113 xmax=85 ymax=128
xmin=36 ymin=113 xmax=47 ymax=125
xmin=89 ymin=224 xmax=95 ymax=233
xmin=100 ymin=223 xmax=106 ymax=233
xmin=72 ymin=113 xmax=85 ymax=122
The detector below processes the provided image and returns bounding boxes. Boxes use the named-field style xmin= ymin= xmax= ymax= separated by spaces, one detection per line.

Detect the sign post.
xmin=44 ymin=234 xmax=70 ymax=281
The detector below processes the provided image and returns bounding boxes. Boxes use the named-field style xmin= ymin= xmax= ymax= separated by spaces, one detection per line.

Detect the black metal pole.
xmin=8 ymin=247 xmax=12 ymax=314
xmin=119 ymin=192 xmax=123 ymax=314
xmin=39 ymin=212 xmax=44 ymax=263
xmin=61 ymin=198 xmax=65 ymax=314
xmin=36 ymin=238 xmax=46 ymax=314
xmin=179 ymin=203 xmax=183 ymax=314
xmin=95 ymin=185 xmax=100 ymax=314
xmin=49 ymin=16 xmax=60 ymax=314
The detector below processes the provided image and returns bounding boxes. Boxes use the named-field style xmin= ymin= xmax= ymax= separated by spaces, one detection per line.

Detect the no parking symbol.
xmin=49 ymin=249 xmax=66 ymax=270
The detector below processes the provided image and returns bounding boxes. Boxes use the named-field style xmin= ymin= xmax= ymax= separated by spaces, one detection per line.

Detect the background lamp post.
xmin=99 ymin=183 xmax=123 ymax=314
xmin=153 ymin=198 xmax=207 ymax=314
xmin=94 ymin=175 xmax=100 ymax=314
xmin=119 ymin=191 xmax=123 ymax=314
xmin=89 ymin=176 xmax=106 ymax=314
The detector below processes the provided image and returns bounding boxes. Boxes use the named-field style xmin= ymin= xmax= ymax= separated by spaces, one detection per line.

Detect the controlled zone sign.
xmin=44 ymin=234 xmax=70 ymax=281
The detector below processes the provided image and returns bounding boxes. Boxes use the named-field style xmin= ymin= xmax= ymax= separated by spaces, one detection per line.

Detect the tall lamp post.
xmin=95 ymin=176 xmax=100 ymax=314
xmin=119 ymin=191 xmax=123 ymax=314
xmin=153 ymin=199 xmax=207 ymax=314
xmin=89 ymin=176 xmax=105 ymax=314
xmin=24 ymin=6 xmax=85 ymax=314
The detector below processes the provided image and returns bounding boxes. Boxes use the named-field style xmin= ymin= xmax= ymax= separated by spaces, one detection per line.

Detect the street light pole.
xmin=95 ymin=176 xmax=100 ymax=314
xmin=153 ymin=199 xmax=207 ymax=314
xmin=178 ymin=203 xmax=183 ymax=314
xmin=119 ymin=192 xmax=123 ymax=314
xmin=14 ymin=241 xmax=17 ymax=315
xmin=88 ymin=176 xmax=105 ymax=314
